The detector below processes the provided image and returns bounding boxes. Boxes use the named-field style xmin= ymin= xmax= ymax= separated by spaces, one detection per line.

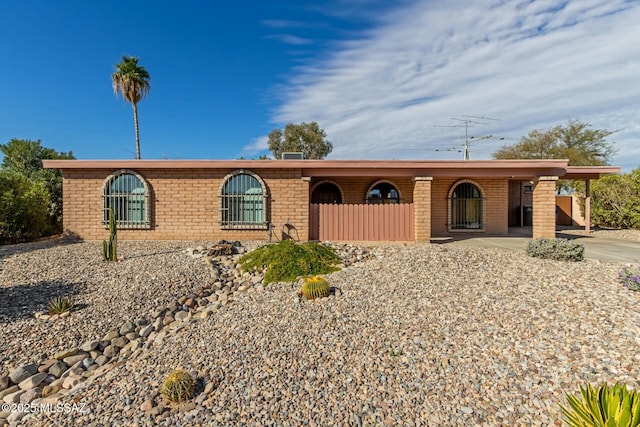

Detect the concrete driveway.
xmin=434 ymin=230 xmax=640 ymax=263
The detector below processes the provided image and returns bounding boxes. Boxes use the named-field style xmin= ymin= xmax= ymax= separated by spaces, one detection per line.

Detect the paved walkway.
xmin=434 ymin=230 xmax=640 ymax=263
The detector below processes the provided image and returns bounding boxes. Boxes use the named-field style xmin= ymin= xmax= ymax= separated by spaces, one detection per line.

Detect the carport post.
xmin=532 ymin=176 xmax=558 ymax=239
xmin=584 ymin=179 xmax=591 ymax=234
xmin=413 ymin=176 xmax=433 ymax=242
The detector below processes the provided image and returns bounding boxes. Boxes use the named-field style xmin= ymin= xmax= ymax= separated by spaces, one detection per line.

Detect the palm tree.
xmin=112 ymin=56 xmax=151 ymax=160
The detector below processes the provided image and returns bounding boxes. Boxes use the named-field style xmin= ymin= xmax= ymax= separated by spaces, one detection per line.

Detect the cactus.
xmin=161 ymin=370 xmax=195 ymax=402
xmin=48 ymin=295 xmax=75 ymax=315
xmin=102 ymin=207 xmax=118 ymax=261
xmin=301 ymin=276 xmax=330 ymax=300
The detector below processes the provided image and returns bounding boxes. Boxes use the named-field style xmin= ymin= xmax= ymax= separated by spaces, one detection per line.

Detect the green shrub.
xmin=301 ymin=276 xmax=330 ymax=300
xmin=161 ymin=370 xmax=195 ymax=402
xmin=239 ymin=239 xmax=341 ymax=284
xmin=588 ymin=169 xmax=640 ymax=229
xmin=48 ymin=295 xmax=75 ymax=315
xmin=560 ymin=382 xmax=640 ymax=427
xmin=0 ymin=171 xmax=50 ymax=244
xmin=526 ymin=238 xmax=584 ymax=261
xmin=619 ymin=263 xmax=640 ymax=291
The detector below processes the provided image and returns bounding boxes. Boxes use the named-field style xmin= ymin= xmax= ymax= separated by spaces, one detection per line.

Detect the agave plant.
xmin=48 ymin=295 xmax=75 ymax=315
xmin=161 ymin=370 xmax=195 ymax=402
xmin=301 ymin=276 xmax=330 ymax=300
xmin=560 ymin=382 xmax=640 ymax=427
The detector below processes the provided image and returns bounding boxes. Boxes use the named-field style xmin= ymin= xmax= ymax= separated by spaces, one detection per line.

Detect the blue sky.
xmin=1 ymin=0 xmax=639 ymax=170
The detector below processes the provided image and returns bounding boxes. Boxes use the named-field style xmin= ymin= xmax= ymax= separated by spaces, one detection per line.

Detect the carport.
xmin=563 ymin=166 xmax=620 ymax=234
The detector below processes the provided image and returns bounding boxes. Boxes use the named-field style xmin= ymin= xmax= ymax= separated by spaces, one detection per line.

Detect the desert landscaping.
xmin=1 ymin=235 xmax=639 ymax=426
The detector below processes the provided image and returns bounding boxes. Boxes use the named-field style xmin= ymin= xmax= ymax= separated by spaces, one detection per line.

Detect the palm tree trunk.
xmin=132 ymin=102 xmax=141 ymax=159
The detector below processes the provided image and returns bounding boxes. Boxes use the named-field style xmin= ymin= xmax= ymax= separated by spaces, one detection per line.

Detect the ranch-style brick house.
xmin=43 ymin=159 xmax=619 ymax=242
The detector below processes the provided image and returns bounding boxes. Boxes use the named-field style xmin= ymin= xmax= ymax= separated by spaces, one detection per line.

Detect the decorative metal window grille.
xmin=449 ymin=182 xmax=484 ymax=230
xmin=367 ymin=182 xmax=400 ymax=204
xmin=219 ymin=172 xmax=268 ymax=229
xmin=102 ymin=170 xmax=151 ymax=229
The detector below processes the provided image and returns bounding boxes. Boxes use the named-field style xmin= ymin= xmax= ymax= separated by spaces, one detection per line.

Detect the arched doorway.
xmin=449 ymin=181 xmax=484 ymax=230
xmin=311 ymin=182 xmax=343 ymax=204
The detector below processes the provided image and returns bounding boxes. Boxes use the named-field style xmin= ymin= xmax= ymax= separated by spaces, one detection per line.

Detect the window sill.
xmin=220 ymin=223 xmax=269 ymax=230
xmin=102 ymin=223 xmax=152 ymax=230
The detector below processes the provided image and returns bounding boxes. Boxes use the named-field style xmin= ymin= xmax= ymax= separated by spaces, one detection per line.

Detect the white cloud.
xmin=265 ymin=34 xmax=314 ymax=46
xmin=248 ymin=0 xmax=640 ymax=171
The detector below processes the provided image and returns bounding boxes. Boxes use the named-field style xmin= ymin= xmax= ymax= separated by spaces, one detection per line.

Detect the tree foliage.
xmin=0 ymin=138 xmax=73 ymax=176
xmin=493 ymin=120 xmax=616 ymax=166
xmin=0 ymin=171 xmax=50 ymax=244
xmin=587 ymin=168 xmax=640 ymax=229
xmin=268 ymin=122 xmax=333 ymax=159
xmin=112 ymin=56 xmax=151 ymax=160
xmin=0 ymin=139 xmax=74 ymax=244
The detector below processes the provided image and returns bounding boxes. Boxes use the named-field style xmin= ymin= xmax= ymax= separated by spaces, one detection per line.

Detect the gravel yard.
xmin=1 ymin=238 xmax=640 ymax=426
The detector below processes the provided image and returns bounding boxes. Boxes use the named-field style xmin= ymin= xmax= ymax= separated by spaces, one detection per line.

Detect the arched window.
xmin=311 ymin=181 xmax=343 ymax=204
xmin=449 ymin=180 xmax=484 ymax=231
xmin=366 ymin=181 xmax=400 ymax=204
xmin=102 ymin=169 xmax=151 ymax=229
xmin=219 ymin=170 xmax=268 ymax=229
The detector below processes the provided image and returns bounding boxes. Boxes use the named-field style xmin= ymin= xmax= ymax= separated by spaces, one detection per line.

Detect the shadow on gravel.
xmin=0 ymin=280 xmax=85 ymax=324
xmin=122 ymin=249 xmax=185 ymax=260
xmin=0 ymin=234 xmax=83 ymax=259
xmin=555 ymin=232 xmax=594 ymax=241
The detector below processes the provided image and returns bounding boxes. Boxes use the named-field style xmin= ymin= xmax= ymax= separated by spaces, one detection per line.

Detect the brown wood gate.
xmin=309 ymin=203 xmax=414 ymax=241
xmin=555 ymin=195 xmax=573 ymax=226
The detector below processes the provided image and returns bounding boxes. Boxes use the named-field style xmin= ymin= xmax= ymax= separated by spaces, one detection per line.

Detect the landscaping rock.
xmin=18 ymin=372 xmax=47 ymax=391
xmin=94 ymin=355 xmax=109 ymax=366
xmin=63 ymin=353 xmax=89 ymax=366
xmin=111 ymin=336 xmax=129 ymax=348
xmin=48 ymin=361 xmax=69 ymax=378
xmin=102 ymin=330 xmax=120 ymax=342
xmin=54 ymin=348 xmax=78 ymax=360
xmin=79 ymin=340 xmax=100 ymax=352
xmin=0 ymin=386 xmax=19 ymax=400
xmin=2 ymin=389 xmax=24 ymax=404
xmin=42 ymin=384 xmax=62 ymax=398
xmin=19 ymin=387 xmax=42 ymax=403
xmin=37 ymin=358 xmax=59 ymax=373
xmin=119 ymin=322 xmax=135 ymax=335
xmin=139 ymin=324 xmax=154 ymax=337
xmin=8 ymin=364 xmax=38 ymax=384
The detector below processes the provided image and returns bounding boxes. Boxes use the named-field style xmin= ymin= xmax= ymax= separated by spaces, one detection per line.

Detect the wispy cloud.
xmin=265 ymin=34 xmax=314 ymax=45
xmin=261 ymin=19 xmax=328 ymax=30
xmin=249 ymin=0 xmax=640 ymax=170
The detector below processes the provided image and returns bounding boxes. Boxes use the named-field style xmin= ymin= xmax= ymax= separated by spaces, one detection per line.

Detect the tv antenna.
xmin=435 ymin=115 xmax=502 ymax=160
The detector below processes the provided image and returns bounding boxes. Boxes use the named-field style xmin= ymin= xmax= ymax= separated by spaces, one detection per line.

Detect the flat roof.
xmin=42 ymin=159 xmax=620 ymax=179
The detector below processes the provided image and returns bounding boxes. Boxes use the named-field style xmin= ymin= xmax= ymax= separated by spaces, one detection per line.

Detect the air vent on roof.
xmin=281 ymin=152 xmax=304 ymax=160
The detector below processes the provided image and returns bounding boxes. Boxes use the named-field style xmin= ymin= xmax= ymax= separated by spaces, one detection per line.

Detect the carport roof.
xmin=43 ymin=159 xmax=620 ymax=179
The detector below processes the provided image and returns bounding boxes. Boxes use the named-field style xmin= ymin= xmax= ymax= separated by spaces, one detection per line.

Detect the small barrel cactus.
xmin=161 ymin=370 xmax=195 ymax=402
xmin=301 ymin=276 xmax=330 ymax=300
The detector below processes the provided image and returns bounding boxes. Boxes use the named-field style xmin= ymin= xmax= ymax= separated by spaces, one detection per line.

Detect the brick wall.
xmin=532 ymin=177 xmax=557 ymax=238
xmin=63 ymin=168 xmax=309 ymax=241
xmin=63 ymin=168 xmax=550 ymax=242
xmin=413 ymin=177 xmax=432 ymax=241
xmin=431 ymin=177 xmax=509 ymax=236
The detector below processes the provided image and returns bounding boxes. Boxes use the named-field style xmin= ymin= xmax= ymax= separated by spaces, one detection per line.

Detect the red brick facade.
xmin=45 ymin=159 xmax=618 ymax=242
